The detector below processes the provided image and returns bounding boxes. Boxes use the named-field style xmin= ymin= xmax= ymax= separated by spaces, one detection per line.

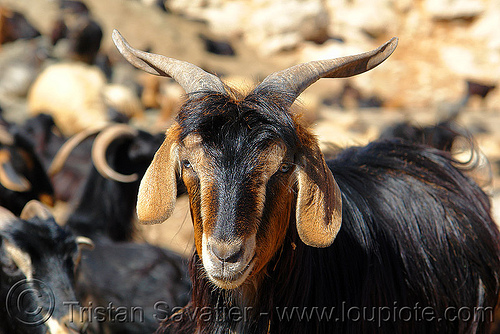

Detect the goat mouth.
xmin=209 ymin=255 xmax=256 ymax=289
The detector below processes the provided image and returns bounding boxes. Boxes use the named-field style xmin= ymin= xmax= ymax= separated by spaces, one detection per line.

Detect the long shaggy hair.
xmin=157 ymin=92 xmax=500 ymax=334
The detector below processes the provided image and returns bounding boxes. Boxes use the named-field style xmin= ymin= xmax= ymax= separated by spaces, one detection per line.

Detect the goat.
xmin=379 ymin=118 xmax=493 ymax=189
xmin=0 ymin=118 xmax=54 ymax=215
xmin=63 ymin=124 xmax=164 ymax=241
xmin=21 ymin=114 xmax=93 ymax=202
xmin=74 ymin=239 xmax=190 ymax=334
xmin=113 ymin=30 xmax=500 ymax=334
xmin=50 ymin=0 xmax=103 ymax=64
xmin=0 ymin=200 xmax=92 ymax=333
xmin=27 ymin=62 xmax=143 ymax=136
xmin=51 ymin=124 xmax=190 ymax=333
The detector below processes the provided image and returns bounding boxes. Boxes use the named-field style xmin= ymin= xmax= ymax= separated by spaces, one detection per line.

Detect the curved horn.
xmin=48 ymin=125 xmax=108 ymax=176
xmin=75 ymin=236 xmax=95 ymax=250
xmin=254 ymin=37 xmax=398 ymax=108
xmin=20 ymin=200 xmax=52 ymax=221
xmin=0 ymin=149 xmax=31 ymax=192
xmin=91 ymin=124 xmax=139 ymax=183
xmin=112 ymin=29 xmax=226 ymax=95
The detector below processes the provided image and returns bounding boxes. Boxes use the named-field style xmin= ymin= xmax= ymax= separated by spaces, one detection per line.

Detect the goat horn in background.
xmin=48 ymin=125 xmax=108 ymax=176
xmin=75 ymin=236 xmax=95 ymax=250
xmin=74 ymin=236 xmax=95 ymax=267
xmin=92 ymin=123 xmax=139 ymax=183
xmin=112 ymin=29 xmax=227 ymax=95
xmin=0 ymin=149 xmax=31 ymax=192
xmin=254 ymin=37 xmax=398 ymax=108
xmin=20 ymin=200 xmax=53 ymax=221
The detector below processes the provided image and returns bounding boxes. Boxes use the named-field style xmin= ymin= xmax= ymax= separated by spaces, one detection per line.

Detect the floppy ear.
xmin=296 ymin=142 xmax=342 ymax=248
xmin=136 ymin=126 xmax=180 ymax=224
xmin=20 ymin=200 xmax=52 ymax=221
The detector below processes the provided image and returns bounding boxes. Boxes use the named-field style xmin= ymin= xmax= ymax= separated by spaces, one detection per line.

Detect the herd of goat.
xmin=0 ymin=2 xmax=500 ymax=334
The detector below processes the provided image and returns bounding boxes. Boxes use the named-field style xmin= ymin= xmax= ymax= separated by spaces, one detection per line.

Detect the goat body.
xmin=111 ymin=30 xmax=500 ymax=334
xmin=158 ymin=95 xmax=500 ymax=334
xmin=0 ymin=117 xmax=54 ymax=215
xmin=63 ymin=126 xmax=191 ymax=333
xmin=0 ymin=201 xmax=86 ymax=333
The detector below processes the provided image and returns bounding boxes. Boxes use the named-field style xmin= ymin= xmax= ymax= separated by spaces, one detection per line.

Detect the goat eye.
xmin=279 ymin=163 xmax=292 ymax=173
xmin=182 ymin=160 xmax=192 ymax=169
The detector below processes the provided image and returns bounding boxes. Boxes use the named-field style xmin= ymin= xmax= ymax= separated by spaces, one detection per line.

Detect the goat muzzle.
xmin=201 ymin=234 xmax=256 ymax=289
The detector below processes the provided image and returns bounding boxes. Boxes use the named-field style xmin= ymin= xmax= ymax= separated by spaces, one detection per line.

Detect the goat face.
xmin=179 ymin=107 xmax=295 ymax=288
xmin=137 ymin=94 xmax=343 ymax=289
xmin=0 ymin=201 xmax=91 ymax=333
xmin=113 ymin=30 xmax=397 ymax=290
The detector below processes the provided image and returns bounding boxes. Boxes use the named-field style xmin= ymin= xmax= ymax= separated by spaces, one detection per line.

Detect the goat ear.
xmin=136 ymin=127 xmax=179 ymax=224
xmin=296 ymin=143 xmax=342 ymax=248
xmin=20 ymin=200 xmax=52 ymax=221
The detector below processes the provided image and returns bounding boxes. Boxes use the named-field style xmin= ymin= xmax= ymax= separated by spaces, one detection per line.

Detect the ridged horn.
xmin=48 ymin=125 xmax=108 ymax=176
xmin=112 ymin=29 xmax=226 ymax=95
xmin=20 ymin=200 xmax=52 ymax=221
xmin=91 ymin=124 xmax=139 ymax=183
xmin=254 ymin=37 xmax=398 ymax=108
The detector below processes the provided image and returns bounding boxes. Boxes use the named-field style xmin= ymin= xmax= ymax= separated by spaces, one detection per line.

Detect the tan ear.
xmin=296 ymin=144 xmax=342 ymax=248
xmin=20 ymin=200 xmax=53 ymax=221
xmin=136 ymin=126 xmax=180 ymax=224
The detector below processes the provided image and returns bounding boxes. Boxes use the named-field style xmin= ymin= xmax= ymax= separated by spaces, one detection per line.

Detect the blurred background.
xmin=0 ymin=0 xmax=499 ymax=253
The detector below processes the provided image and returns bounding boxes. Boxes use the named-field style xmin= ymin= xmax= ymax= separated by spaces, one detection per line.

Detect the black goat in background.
xmin=53 ymin=124 xmax=191 ymax=334
xmin=0 ymin=116 xmax=54 ymax=215
xmin=0 ymin=200 xmax=91 ymax=334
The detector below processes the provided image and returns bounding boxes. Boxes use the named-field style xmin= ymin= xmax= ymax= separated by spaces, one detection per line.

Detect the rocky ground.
xmin=0 ymin=0 xmax=499 ymax=256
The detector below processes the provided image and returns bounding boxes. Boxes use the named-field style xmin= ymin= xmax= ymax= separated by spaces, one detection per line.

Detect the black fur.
xmin=158 ymin=92 xmax=500 ymax=333
xmin=64 ymin=130 xmax=191 ymax=334
xmin=0 ymin=119 xmax=54 ymax=215
xmin=66 ymin=130 xmax=163 ymax=241
xmin=0 ymin=209 xmax=80 ymax=334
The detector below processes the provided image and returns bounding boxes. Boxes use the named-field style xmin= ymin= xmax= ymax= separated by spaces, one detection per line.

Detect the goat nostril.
xmin=210 ymin=243 xmax=243 ymax=263
xmin=225 ymin=248 xmax=243 ymax=263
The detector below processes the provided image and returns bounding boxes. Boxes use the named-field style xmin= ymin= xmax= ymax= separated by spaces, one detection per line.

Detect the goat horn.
xmin=48 ymin=125 xmax=108 ymax=177
xmin=75 ymin=236 xmax=95 ymax=250
xmin=0 ymin=149 xmax=31 ymax=192
xmin=20 ymin=200 xmax=52 ymax=221
xmin=92 ymin=123 xmax=139 ymax=183
xmin=112 ymin=29 xmax=226 ymax=95
xmin=254 ymin=37 xmax=398 ymax=108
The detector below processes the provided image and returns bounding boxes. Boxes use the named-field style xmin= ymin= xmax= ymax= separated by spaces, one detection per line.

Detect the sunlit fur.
xmin=157 ymin=89 xmax=500 ymax=334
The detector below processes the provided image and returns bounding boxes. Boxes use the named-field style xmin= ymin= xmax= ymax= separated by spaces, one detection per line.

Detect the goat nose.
xmin=210 ymin=241 xmax=243 ymax=263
